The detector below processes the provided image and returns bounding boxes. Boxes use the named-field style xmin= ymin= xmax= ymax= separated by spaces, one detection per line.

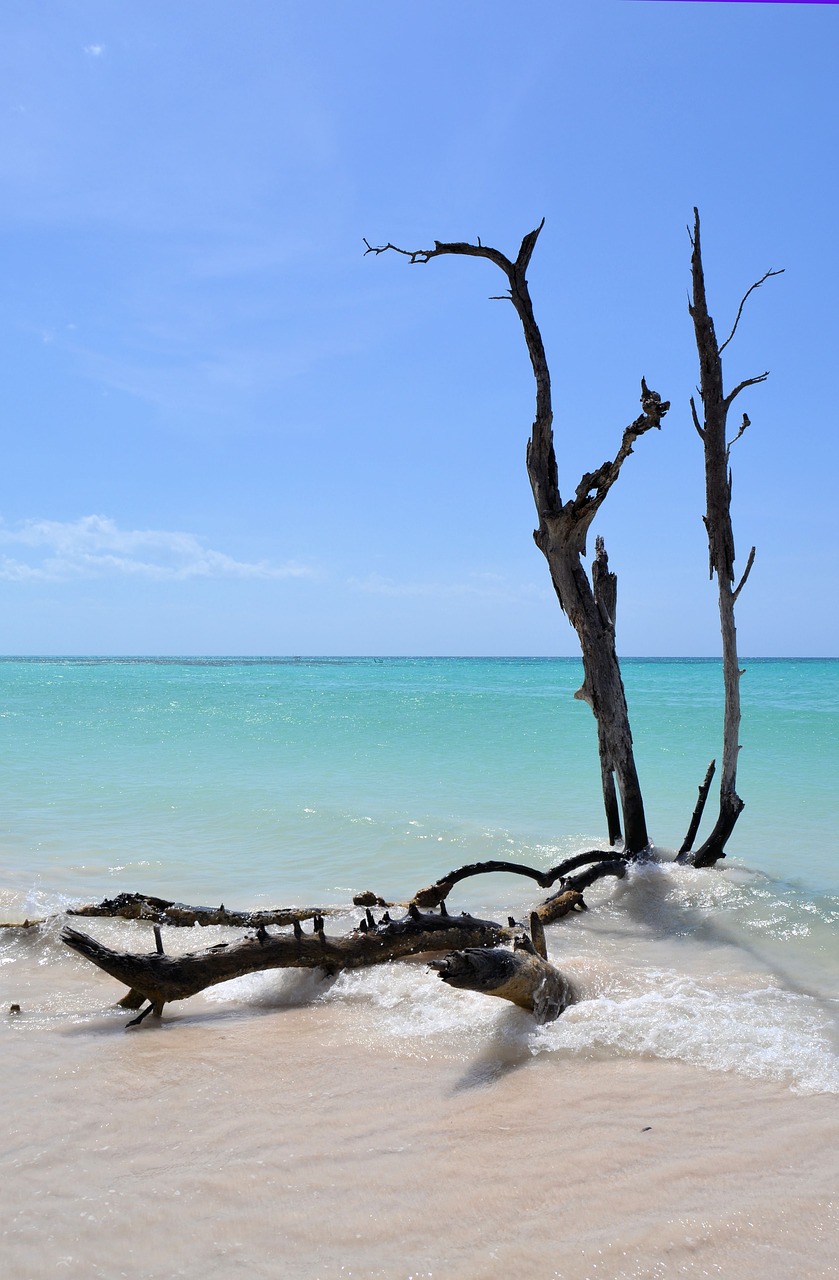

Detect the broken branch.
xmin=430 ymin=930 xmax=574 ymax=1023
xmin=732 ymin=545 xmax=756 ymax=604
xmin=677 ymin=759 xmax=716 ymax=858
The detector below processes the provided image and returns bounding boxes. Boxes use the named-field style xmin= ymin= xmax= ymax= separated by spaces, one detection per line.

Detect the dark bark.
xmin=366 ymin=227 xmax=668 ymax=853
xmin=534 ymin=859 xmax=627 ymax=923
xmin=62 ymin=907 xmax=513 ymax=1024
xmin=683 ymin=210 xmax=781 ymax=867
xmin=410 ymin=847 xmax=618 ymax=909
xmin=678 ymin=759 xmax=716 ymax=857
xmin=592 ymin=538 xmax=623 ymax=845
xmin=68 ymin=892 xmax=328 ymax=929
xmin=61 ymin=857 xmax=627 ymax=1027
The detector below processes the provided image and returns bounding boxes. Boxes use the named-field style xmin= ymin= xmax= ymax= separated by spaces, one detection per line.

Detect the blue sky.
xmin=1 ymin=0 xmax=836 ymax=655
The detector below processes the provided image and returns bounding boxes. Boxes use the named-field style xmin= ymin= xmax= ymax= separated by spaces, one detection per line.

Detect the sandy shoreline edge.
xmin=4 ymin=995 xmax=839 ymax=1279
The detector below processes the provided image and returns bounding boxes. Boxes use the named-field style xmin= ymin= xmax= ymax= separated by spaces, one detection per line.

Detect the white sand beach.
xmin=4 ymin=979 xmax=838 ymax=1280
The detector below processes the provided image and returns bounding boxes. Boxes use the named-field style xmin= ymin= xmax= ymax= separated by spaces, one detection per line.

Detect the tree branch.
xmin=363 ymin=235 xmax=515 ymax=276
xmin=718 ymin=269 xmax=784 ymax=356
xmin=515 ymin=218 xmax=546 ymax=274
xmin=68 ymin=892 xmax=329 ymax=929
xmin=61 ymin=908 xmax=513 ymax=1020
xmin=677 ymin=759 xmax=716 ymax=858
xmin=410 ymin=849 xmax=618 ymax=909
xmin=726 ymin=412 xmax=750 ymax=459
xmin=565 ymin=378 xmax=669 ymax=537
xmin=724 ymin=372 xmax=769 ymax=409
xmin=732 ymin=545 xmax=756 ymax=603
xmin=690 ymin=396 xmax=705 ymax=441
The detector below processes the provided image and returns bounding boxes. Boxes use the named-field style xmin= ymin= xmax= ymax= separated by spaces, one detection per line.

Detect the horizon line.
xmin=0 ymin=654 xmax=835 ymax=663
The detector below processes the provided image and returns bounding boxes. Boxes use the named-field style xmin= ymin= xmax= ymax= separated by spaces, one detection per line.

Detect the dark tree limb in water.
xmin=56 ymin=843 xmax=627 ymax=1018
xmin=534 ymin=859 xmax=627 ymax=923
xmin=678 ymin=759 xmax=716 ymax=857
xmin=680 ymin=210 xmax=782 ymax=868
xmin=366 ymin=226 xmax=668 ymax=853
xmin=410 ymin=848 xmax=618 ymax=909
xmin=68 ymin=892 xmax=330 ymax=929
xmin=61 ymin=908 xmax=518 ymax=1024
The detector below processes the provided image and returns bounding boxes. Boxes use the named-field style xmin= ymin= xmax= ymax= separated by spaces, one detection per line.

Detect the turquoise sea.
xmin=2 ymin=656 xmax=838 ymax=1095
xmin=0 ymin=656 xmax=836 ymax=906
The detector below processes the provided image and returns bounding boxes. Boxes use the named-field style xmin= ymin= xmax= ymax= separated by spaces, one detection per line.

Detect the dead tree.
xmin=55 ymin=850 xmax=628 ymax=1028
xmin=50 ymin=213 xmax=784 ymax=1034
xmin=679 ymin=210 xmax=782 ymax=867
xmin=61 ymin=902 xmax=575 ymax=1026
xmin=365 ymin=226 xmax=668 ymax=853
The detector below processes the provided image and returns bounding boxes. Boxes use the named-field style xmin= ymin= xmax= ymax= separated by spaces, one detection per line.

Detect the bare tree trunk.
xmin=61 ymin=907 xmax=512 ymax=1023
xmin=366 ymin=226 xmax=668 ymax=854
xmin=681 ymin=210 xmax=781 ymax=868
xmin=592 ymin=539 xmax=623 ymax=845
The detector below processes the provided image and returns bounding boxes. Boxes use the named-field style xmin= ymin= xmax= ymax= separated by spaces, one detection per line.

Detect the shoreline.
xmin=5 ymin=995 xmax=839 ymax=1279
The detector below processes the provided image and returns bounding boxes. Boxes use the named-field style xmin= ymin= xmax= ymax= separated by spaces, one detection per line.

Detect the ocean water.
xmin=1 ymin=656 xmax=837 ymax=1094
xmin=3 ymin=658 xmax=838 ymax=1278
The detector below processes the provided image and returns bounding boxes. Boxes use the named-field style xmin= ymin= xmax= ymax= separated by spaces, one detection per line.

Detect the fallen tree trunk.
xmin=61 ymin=906 xmax=515 ymax=1024
xmin=60 ymin=848 xmax=629 ymax=1027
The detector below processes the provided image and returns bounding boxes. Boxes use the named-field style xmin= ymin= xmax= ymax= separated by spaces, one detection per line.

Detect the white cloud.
xmin=83 ymin=44 xmax=105 ymax=57
xmin=0 ymin=516 xmax=311 ymax=583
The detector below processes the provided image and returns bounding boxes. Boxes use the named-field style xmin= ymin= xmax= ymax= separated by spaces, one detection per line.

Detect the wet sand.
xmin=4 ymin=991 xmax=839 ymax=1280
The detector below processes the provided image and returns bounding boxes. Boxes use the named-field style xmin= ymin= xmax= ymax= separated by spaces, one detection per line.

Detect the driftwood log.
xmin=58 ymin=850 xmax=623 ymax=1028
xmin=58 ymin=846 xmax=627 ymax=1028
xmin=62 ymin=906 xmax=517 ymax=1026
xmin=58 ymin=865 xmax=599 ymax=1024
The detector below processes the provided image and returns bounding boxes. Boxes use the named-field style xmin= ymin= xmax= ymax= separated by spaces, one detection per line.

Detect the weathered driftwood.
xmin=430 ymin=912 xmax=575 ymax=1023
xmin=681 ymin=210 xmax=781 ymax=867
xmin=61 ymin=906 xmax=516 ymax=1025
xmin=431 ymin=940 xmax=573 ymax=1023
xmin=410 ymin=848 xmax=617 ymax=909
xmin=534 ymin=859 xmax=627 ymax=923
xmin=68 ymin=892 xmax=329 ymax=929
xmin=366 ymin=226 xmax=668 ymax=854
xmin=58 ymin=844 xmax=628 ymax=1027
